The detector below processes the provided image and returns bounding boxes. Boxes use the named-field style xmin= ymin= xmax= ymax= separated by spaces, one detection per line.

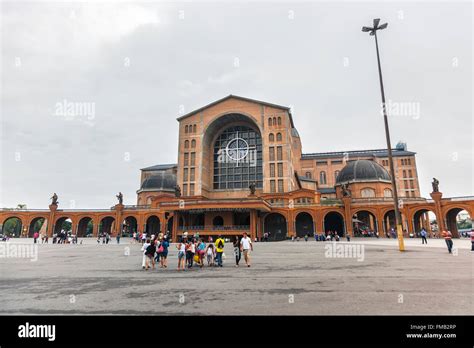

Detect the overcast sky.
xmin=1 ymin=0 xmax=472 ymax=208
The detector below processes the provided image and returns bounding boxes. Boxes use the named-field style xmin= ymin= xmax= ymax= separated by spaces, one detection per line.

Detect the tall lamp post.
xmin=362 ymin=18 xmax=405 ymax=251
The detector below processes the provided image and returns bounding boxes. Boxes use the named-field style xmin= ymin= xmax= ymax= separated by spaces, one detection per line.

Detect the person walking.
xmin=186 ymin=239 xmax=196 ymax=268
xmin=116 ymin=233 xmax=121 ymax=244
xmin=177 ymin=240 xmax=186 ymax=271
xmin=442 ymin=230 xmax=453 ymax=254
xmin=141 ymin=238 xmax=151 ymax=269
xmin=33 ymin=231 xmax=39 ymax=244
xmin=159 ymin=236 xmax=170 ymax=268
xmin=233 ymin=236 xmax=241 ymax=267
xmin=240 ymin=232 xmax=253 ymax=267
xmin=420 ymin=228 xmax=428 ymax=244
xmin=215 ymin=235 xmax=225 ymax=267
xmin=144 ymin=239 xmax=156 ymax=270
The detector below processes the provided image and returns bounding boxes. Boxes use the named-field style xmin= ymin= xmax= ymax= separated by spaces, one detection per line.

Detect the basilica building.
xmin=1 ymin=95 xmax=472 ymax=241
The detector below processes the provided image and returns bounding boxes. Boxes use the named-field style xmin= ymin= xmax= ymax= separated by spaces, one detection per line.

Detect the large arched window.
xmin=384 ymin=188 xmax=393 ymax=197
xmin=268 ymin=118 xmax=272 ymax=126
xmin=191 ymin=139 xmax=196 ymax=148
xmin=319 ymin=171 xmax=327 ymax=185
xmin=213 ymin=125 xmax=263 ymax=190
xmin=185 ymin=125 xmax=189 ymax=133
xmin=276 ymin=132 xmax=282 ymax=141
xmin=305 ymin=171 xmax=312 ymax=179
xmin=269 ymin=133 xmax=274 ymax=142
xmin=277 ymin=117 xmax=282 ymax=125
xmin=184 ymin=140 xmax=189 ymax=149
xmin=361 ymin=188 xmax=376 ymax=198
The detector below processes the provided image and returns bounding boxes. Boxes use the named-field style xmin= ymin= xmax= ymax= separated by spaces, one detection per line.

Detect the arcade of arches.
xmin=2 ymin=195 xmax=472 ymax=241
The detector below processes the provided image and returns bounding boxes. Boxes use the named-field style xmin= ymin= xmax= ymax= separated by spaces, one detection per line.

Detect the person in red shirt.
xmin=441 ymin=230 xmax=453 ymax=254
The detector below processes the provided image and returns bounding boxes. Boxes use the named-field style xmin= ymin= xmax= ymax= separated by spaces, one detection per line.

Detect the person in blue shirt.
xmin=420 ymin=228 xmax=428 ymax=244
xmin=159 ymin=236 xmax=170 ymax=268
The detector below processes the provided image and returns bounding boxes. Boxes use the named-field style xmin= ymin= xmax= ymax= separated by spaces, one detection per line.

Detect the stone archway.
xmin=28 ymin=217 xmax=46 ymax=237
xmin=295 ymin=212 xmax=314 ymax=238
xmin=99 ymin=216 xmax=115 ymax=236
xmin=264 ymin=213 xmax=287 ymax=241
xmin=145 ymin=215 xmax=160 ymax=235
xmin=445 ymin=208 xmax=471 ymax=238
xmin=2 ymin=216 xmax=23 ymax=237
xmin=412 ymin=208 xmax=437 ymax=237
xmin=77 ymin=217 xmax=94 ymax=237
xmin=324 ymin=211 xmax=345 ymax=236
xmin=352 ymin=210 xmax=377 ymax=237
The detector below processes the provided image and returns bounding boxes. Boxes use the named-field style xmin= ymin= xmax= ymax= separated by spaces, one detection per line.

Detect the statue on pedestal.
xmin=50 ymin=193 xmax=59 ymax=206
xmin=341 ymin=184 xmax=351 ymax=197
xmin=116 ymin=192 xmax=123 ymax=205
xmin=174 ymin=185 xmax=181 ymax=198
xmin=249 ymin=182 xmax=256 ymax=195
xmin=432 ymin=178 xmax=439 ymax=193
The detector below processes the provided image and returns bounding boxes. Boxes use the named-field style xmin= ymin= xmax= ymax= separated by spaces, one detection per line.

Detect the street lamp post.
xmin=362 ymin=18 xmax=405 ymax=251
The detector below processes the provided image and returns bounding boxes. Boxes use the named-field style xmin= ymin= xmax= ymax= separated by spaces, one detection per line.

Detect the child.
xmin=206 ymin=243 xmax=215 ymax=266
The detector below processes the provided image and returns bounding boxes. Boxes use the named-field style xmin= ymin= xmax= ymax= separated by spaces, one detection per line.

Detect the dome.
xmin=336 ymin=159 xmax=391 ymax=185
xmin=141 ymin=172 xmax=176 ymax=191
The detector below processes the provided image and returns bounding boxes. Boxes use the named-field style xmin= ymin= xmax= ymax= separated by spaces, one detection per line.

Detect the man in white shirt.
xmin=240 ymin=232 xmax=253 ymax=267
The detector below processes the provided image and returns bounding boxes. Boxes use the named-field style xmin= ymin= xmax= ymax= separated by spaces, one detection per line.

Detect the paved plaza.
xmin=0 ymin=238 xmax=472 ymax=315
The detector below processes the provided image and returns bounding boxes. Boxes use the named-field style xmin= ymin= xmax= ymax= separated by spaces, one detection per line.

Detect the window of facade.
xmin=183 ymin=184 xmax=188 ymax=196
xmin=191 ymin=139 xmax=196 ymax=148
xmin=384 ymin=188 xmax=393 ymax=197
xmin=277 ymin=146 xmax=283 ymax=161
xmin=270 ymin=163 xmax=275 ymax=177
xmin=276 ymin=132 xmax=282 ymax=141
xmin=277 ymin=117 xmax=281 ymax=126
xmin=319 ymin=171 xmax=327 ymax=185
xmin=269 ymin=147 xmax=275 ymax=161
xmin=189 ymin=183 xmax=195 ymax=196
xmin=278 ymin=179 xmax=284 ymax=192
xmin=185 ymin=125 xmax=188 ymax=134
xmin=184 ymin=140 xmax=189 ymax=149
xmin=334 ymin=170 xmax=340 ymax=181
xmin=270 ymin=180 xmax=276 ymax=193
xmin=305 ymin=171 xmax=312 ymax=179
xmin=269 ymin=133 xmax=274 ymax=142
xmin=184 ymin=153 xmax=189 ymax=166
xmin=277 ymin=163 xmax=283 ymax=177
xmin=192 ymin=124 xmax=196 ymax=133
xmin=268 ymin=118 xmax=272 ymax=126
xmin=190 ymin=152 xmax=196 ymax=166
xmin=183 ymin=168 xmax=188 ymax=181
xmin=213 ymin=125 xmax=263 ymax=190
xmin=190 ymin=168 xmax=195 ymax=181
xmin=361 ymin=188 xmax=376 ymax=198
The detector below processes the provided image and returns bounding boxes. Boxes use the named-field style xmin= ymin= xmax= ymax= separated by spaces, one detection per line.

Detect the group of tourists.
xmin=140 ymin=232 xmax=254 ymax=271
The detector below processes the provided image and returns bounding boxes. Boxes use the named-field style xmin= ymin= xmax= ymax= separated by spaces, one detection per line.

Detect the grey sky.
xmin=1 ymin=1 xmax=472 ymax=208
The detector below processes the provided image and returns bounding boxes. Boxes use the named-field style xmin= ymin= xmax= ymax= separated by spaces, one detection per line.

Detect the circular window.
xmin=226 ymin=137 xmax=249 ymax=161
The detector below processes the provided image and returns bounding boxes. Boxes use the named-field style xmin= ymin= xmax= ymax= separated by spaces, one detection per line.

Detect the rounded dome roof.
xmin=141 ymin=172 xmax=176 ymax=191
xmin=336 ymin=159 xmax=391 ymax=184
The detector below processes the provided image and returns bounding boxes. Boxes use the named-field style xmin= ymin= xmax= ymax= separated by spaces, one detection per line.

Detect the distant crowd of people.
xmin=140 ymin=231 xmax=254 ymax=271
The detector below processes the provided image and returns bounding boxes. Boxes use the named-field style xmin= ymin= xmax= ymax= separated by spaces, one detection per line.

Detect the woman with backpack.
xmin=158 ymin=236 xmax=170 ymax=268
xmin=205 ymin=243 xmax=215 ymax=266
xmin=144 ymin=238 xmax=156 ymax=270
xmin=195 ymin=238 xmax=206 ymax=268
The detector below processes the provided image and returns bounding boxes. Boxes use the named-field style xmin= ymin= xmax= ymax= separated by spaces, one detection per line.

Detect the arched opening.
xmin=383 ymin=210 xmax=410 ymax=237
xmin=213 ymin=216 xmax=224 ymax=227
xmin=28 ymin=217 xmax=46 ymax=237
xmin=319 ymin=171 xmax=327 ymax=185
xmin=2 ymin=217 xmax=23 ymax=237
xmin=324 ymin=212 xmax=345 ymax=236
xmin=264 ymin=213 xmax=287 ymax=241
xmin=145 ymin=215 xmax=160 ymax=235
xmin=412 ymin=209 xmax=437 ymax=237
xmin=446 ymin=208 xmax=471 ymax=238
xmin=295 ymin=212 xmax=314 ymax=238
xmin=276 ymin=132 xmax=282 ymax=141
xmin=360 ymin=188 xmax=376 ymax=198
xmin=99 ymin=216 xmax=115 ymax=236
xmin=352 ymin=211 xmax=377 ymax=237
xmin=122 ymin=216 xmax=138 ymax=237
xmin=54 ymin=217 xmax=72 ymax=235
xmin=192 ymin=213 xmax=205 ymax=228
xmin=77 ymin=217 xmax=93 ymax=237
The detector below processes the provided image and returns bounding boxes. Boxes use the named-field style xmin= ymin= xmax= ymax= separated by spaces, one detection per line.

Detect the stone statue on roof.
xmin=432 ymin=178 xmax=439 ymax=193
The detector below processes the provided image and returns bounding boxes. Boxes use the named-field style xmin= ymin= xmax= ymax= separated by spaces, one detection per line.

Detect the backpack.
xmin=146 ymin=244 xmax=155 ymax=255
xmin=217 ymin=239 xmax=224 ymax=249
